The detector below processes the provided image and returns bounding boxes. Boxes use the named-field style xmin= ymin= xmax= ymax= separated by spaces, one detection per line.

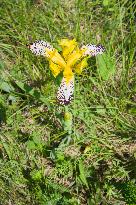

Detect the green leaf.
xmin=8 ymin=95 xmax=17 ymax=103
xmin=30 ymin=170 xmax=42 ymax=181
xmin=33 ymin=135 xmax=42 ymax=145
xmin=134 ymin=152 xmax=136 ymax=159
xmin=15 ymin=81 xmax=40 ymax=97
xmin=103 ymin=0 xmax=109 ymax=6
xmin=96 ymin=53 xmax=115 ymax=81
xmin=96 ymin=106 xmax=106 ymax=115
xmin=0 ymin=60 xmax=5 ymax=70
xmin=0 ymin=43 xmax=15 ymax=57
xmin=15 ymin=81 xmax=50 ymax=106
xmin=128 ymin=107 xmax=136 ymax=115
xmin=57 ymin=152 xmax=65 ymax=161
xmin=0 ymin=81 xmax=15 ymax=93
xmin=2 ymin=143 xmax=12 ymax=159
xmin=79 ymin=160 xmax=89 ymax=188
xmin=26 ymin=140 xmax=36 ymax=150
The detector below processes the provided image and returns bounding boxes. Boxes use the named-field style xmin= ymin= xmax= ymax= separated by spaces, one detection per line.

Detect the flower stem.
xmin=64 ymin=106 xmax=72 ymax=136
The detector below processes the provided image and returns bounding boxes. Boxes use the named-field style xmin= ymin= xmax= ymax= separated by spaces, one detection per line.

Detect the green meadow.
xmin=0 ymin=0 xmax=136 ymax=204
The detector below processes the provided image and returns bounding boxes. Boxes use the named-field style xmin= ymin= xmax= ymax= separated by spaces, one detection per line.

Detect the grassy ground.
xmin=0 ymin=0 xmax=136 ymax=204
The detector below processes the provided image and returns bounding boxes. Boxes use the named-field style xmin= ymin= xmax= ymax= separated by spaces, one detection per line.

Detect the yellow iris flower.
xmin=29 ymin=39 xmax=105 ymax=85
xmin=29 ymin=39 xmax=105 ymax=105
xmin=45 ymin=39 xmax=88 ymax=83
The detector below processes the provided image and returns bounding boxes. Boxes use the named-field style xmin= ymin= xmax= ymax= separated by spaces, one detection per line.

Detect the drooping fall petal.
xmin=28 ymin=40 xmax=54 ymax=56
xmin=57 ymin=76 xmax=74 ymax=105
xmin=81 ymin=44 xmax=105 ymax=56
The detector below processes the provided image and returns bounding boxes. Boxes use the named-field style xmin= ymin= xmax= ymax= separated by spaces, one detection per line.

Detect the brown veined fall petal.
xmin=28 ymin=40 xmax=54 ymax=56
xmin=81 ymin=44 xmax=105 ymax=56
xmin=57 ymin=76 xmax=74 ymax=105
